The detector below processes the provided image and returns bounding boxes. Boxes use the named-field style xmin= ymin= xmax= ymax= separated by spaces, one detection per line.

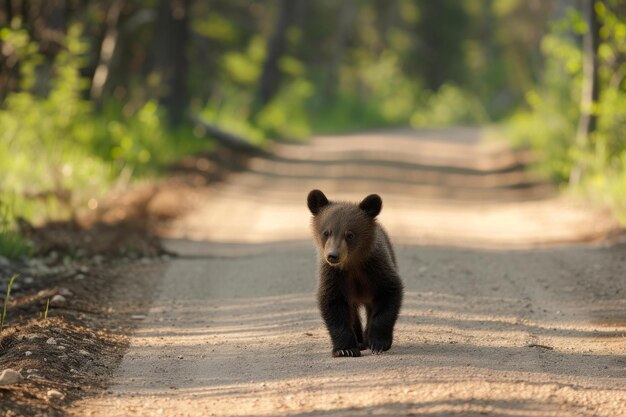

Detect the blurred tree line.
xmin=1 ymin=0 xmax=557 ymax=130
xmin=0 ymin=0 xmax=625 ymax=223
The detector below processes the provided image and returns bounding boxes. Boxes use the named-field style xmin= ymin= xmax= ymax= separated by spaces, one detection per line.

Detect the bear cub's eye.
xmin=323 ymin=230 xmax=331 ymax=237
xmin=345 ymin=231 xmax=355 ymax=241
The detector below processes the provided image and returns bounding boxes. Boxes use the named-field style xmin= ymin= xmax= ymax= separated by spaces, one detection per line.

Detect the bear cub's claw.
xmin=332 ymin=347 xmax=361 ymax=358
xmin=369 ymin=338 xmax=392 ymax=355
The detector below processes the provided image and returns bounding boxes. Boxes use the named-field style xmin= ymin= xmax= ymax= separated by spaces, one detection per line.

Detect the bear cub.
xmin=307 ymin=189 xmax=404 ymax=357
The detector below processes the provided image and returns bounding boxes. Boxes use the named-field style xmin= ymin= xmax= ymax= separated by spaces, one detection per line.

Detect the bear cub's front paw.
xmin=332 ymin=347 xmax=361 ymax=357
xmin=369 ymin=337 xmax=392 ymax=354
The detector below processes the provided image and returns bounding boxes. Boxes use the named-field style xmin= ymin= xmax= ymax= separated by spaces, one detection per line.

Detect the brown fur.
xmin=307 ymin=190 xmax=404 ymax=357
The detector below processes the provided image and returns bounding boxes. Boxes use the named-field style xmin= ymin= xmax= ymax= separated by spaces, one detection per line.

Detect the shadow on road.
xmin=74 ymin=129 xmax=626 ymax=416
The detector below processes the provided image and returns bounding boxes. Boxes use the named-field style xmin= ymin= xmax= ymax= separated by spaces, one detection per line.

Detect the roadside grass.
xmin=1 ymin=274 xmax=18 ymax=332
xmin=43 ymin=298 xmax=50 ymax=320
xmin=0 ymin=201 xmax=32 ymax=260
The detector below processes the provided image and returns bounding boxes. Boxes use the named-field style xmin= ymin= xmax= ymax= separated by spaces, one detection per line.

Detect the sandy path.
xmin=72 ymin=129 xmax=626 ymax=417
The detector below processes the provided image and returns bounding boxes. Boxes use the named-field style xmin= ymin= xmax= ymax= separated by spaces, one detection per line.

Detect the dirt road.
xmin=72 ymin=129 xmax=626 ymax=417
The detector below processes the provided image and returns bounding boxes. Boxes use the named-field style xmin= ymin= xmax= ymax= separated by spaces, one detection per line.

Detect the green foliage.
xmin=4 ymin=1 xmax=625 ymax=224
xmin=309 ymin=49 xmax=421 ymax=134
xmin=93 ymin=100 xmax=208 ymax=175
xmin=309 ymin=93 xmax=403 ymax=134
xmin=410 ymin=84 xmax=489 ymax=128
xmin=0 ymin=24 xmax=211 ymax=224
xmin=0 ymin=200 xmax=32 ymax=260
xmin=201 ymin=35 xmax=314 ymax=142
xmin=0 ymin=24 xmax=112 ymax=219
xmin=504 ymin=25 xmax=582 ymax=183
xmin=255 ymin=78 xmax=313 ymax=139
xmin=506 ymin=2 xmax=626 ymax=220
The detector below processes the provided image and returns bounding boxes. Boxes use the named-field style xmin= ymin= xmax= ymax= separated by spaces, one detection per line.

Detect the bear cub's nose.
xmin=326 ymin=252 xmax=340 ymax=264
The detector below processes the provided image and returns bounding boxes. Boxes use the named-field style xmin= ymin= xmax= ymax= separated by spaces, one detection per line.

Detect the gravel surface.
xmin=71 ymin=129 xmax=626 ymax=417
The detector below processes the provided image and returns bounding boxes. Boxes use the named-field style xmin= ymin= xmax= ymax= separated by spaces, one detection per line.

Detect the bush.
xmin=410 ymin=83 xmax=489 ymax=128
xmin=0 ymin=23 xmax=210 ymax=225
xmin=0 ymin=200 xmax=32 ymax=260
xmin=505 ymin=4 xmax=626 ymax=220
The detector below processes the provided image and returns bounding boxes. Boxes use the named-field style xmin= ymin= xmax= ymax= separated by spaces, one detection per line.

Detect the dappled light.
xmin=1 ymin=2 xmax=625 ymax=416
xmin=160 ymin=129 xmax=618 ymax=249
xmin=77 ymin=245 xmax=625 ymax=416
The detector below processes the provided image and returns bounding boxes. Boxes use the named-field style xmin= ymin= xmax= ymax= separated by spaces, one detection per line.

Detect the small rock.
xmin=24 ymin=351 xmax=32 ymax=357
xmin=79 ymin=265 xmax=90 ymax=274
xmin=0 ymin=256 xmax=11 ymax=267
xmin=46 ymin=337 xmax=57 ymax=345
xmin=46 ymin=389 xmax=64 ymax=400
xmin=74 ymin=274 xmax=85 ymax=280
xmin=131 ymin=315 xmax=146 ymax=320
xmin=23 ymin=277 xmax=35 ymax=285
xmin=57 ymin=345 xmax=66 ymax=350
xmin=58 ymin=288 xmax=73 ymax=297
xmin=0 ymin=369 xmax=23 ymax=386
xmin=50 ymin=294 xmax=66 ymax=305
xmin=78 ymin=349 xmax=90 ymax=356
xmin=26 ymin=369 xmax=38 ymax=374
xmin=33 ymin=265 xmax=52 ymax=276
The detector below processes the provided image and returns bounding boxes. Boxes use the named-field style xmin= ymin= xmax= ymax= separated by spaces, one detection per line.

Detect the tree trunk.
xmin=153 ymin=0 xmax=189 ymax=127
xmin=5 ymin=0 xmax=12 ymax=23
xmin=255 ymin=0 xmax=298 ymax=109
xmin=325 ymin=0 xmax=355 ymax=97
xmin=570 ymin=0 xmax=601 ymax=185
xmin=90 ymin=0 xmax=123 ymax=104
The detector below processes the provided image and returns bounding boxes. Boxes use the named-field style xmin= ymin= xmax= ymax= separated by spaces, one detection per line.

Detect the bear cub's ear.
xmin=307 ymin=189 xmax=330 ymax=215
xmin=359 ymin=194 xmax=382 ymax=218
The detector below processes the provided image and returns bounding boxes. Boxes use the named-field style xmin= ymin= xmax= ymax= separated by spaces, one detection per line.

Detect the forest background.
xmin=0 ymin=0 xmax=625 ymax=257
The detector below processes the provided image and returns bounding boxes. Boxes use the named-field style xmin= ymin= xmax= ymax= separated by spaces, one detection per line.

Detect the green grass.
xmin=43 ymin=298 xmax=50 ymax=320
xmin=0 ymin=200 xmax=32 ymax=259
xmin=1 ymin=274 xmax=18 ymax=332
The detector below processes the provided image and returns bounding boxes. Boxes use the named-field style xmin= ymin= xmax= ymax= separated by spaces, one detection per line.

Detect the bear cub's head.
xmin=307 ymin=189 xmax=382 ymax=269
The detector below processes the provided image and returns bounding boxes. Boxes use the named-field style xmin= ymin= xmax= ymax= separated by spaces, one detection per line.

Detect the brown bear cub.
xmin=307 ymin=189 xmax=404 ymax=357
